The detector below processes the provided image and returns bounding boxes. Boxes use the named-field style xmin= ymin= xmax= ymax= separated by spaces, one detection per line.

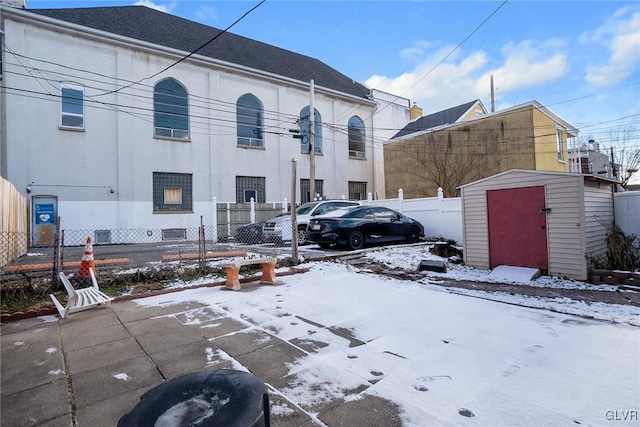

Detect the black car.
xmin=234 ymin=222 xmax=265 ymax=244
xmin=306 ymin=206 xmax=424 ymax=250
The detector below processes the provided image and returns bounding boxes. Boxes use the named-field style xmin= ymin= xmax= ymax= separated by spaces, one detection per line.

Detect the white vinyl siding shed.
xmin=460 ymin=170 xmax=616 ymax=281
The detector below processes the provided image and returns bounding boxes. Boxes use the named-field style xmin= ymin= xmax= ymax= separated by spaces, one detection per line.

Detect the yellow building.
xmin=384 ymin=100 xmax=577 ymax=198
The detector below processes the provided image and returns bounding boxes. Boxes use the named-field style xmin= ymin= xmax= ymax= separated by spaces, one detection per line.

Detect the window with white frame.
xmin=61 ymin=85 xmax=84 ymax=129
xmin=557 ymin=128 xmax=564 ymax=161
xmin=153 ymin=172 xmax=192 ymax=212
xmin=154 ymin=78 xmax=189 ymax=139
xmin=237 ymin=94 xmax=264 ymax=148
xmin=348 ymin=116 xmax=365 ymax=158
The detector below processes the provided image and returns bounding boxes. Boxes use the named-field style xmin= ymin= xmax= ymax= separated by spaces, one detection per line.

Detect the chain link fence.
xmin=0 ymin=232 xmax=30 ymax=270
xmin=1 ymin=220 xmax=293 ymax=272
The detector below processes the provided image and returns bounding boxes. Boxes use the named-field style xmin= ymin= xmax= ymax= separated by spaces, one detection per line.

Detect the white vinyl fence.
xmin=614 ymin=191 xmax=640 ymax=237
xmin=368 ymin=188 xmax=463 ymax=244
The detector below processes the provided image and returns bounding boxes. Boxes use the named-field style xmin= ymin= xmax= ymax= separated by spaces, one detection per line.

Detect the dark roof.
xmin=392 ymin=100 xmax=479 ymax=139
xmin=28 ymin=6 xmax=370 ymax=99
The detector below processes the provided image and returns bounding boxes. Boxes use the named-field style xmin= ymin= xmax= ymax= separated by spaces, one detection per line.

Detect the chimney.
xmin=410 ymin=102 xmax=423 ymax=120
xmin=589 ymin=139 xmax=599 ymax=152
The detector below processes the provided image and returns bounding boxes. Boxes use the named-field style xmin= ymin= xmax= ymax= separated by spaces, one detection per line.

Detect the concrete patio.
xmin=1 ymin=281 xmax=402 ymax=427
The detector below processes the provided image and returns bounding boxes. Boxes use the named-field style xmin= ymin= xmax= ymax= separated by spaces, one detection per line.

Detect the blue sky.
xmin=26 ymin=0 xmax=640 ymax=151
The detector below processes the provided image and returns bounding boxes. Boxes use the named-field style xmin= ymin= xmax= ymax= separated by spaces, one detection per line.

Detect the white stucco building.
xmin=0 ymin=4 xmax=409 ymax=244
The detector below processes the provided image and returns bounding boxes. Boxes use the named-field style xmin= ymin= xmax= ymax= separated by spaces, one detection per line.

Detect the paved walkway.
xmin=3 ymin=255 xmax=638 ymax=426
xmin=1 ymin=282 xmax=400 ymax=427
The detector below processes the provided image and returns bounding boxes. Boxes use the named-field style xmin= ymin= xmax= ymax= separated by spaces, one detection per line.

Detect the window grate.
xmin=235 ymin=176 xmax=265 ymax=203
xmin=94 ymin=230 xmax=111 ymax=244
xmin=300 ymin=179 xmax=324 ymax=204
xmin=153 ymin=172 xmax=192 ymax=212
xmin=162 ymin=228 xmax=187 ymax=240
xmin=348 ymin=181 xmax=367 ymax=201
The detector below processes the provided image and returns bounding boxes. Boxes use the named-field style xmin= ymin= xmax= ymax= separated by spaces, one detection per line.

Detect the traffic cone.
xmin=77 ymin=236 xmax=96 ymax=277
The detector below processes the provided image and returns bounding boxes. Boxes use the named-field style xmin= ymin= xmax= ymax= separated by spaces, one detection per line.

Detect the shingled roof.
xmin=28 ymin=6 xmax=370 ymax=99
xmin=392 ymin=100 xmax=480 ymax=139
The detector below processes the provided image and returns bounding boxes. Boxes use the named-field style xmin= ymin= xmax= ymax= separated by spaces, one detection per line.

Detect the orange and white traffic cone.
xmin=77 ymin=236 xmax=96 ymax=277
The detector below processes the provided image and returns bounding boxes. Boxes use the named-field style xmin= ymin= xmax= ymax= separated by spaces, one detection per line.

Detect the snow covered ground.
xmin=133 ymin=245 xmax=640 ymax=426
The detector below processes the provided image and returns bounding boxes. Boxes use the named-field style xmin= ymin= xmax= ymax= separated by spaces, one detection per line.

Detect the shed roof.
xmin=458 ymin=169 xmax=619 ymax=189
xmin=23 ymin=5 xmax=370 ymax=99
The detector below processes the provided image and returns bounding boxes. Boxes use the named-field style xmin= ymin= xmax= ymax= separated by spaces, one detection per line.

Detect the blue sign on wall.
xmin=35 ymin=203 xmax=55 ymax=224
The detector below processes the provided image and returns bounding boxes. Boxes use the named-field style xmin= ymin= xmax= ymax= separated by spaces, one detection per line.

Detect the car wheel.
xmin=347 ymin=230 xmax=365 ymax=250
xmin=298 ymin=226 xmax=308 ymax=245
xmin=407 ymin=226 xmax=421 ymax=244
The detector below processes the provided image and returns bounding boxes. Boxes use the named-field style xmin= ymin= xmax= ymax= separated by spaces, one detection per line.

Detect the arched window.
xmin=237 ymin=94 xmax=264 ymax=147
xmin=299 ymin=106 xmax=322 ymax=154
xmin=348 ymin=116 xmax=365 ymax=158
xmin=154 ymin=78 xmax=189 ymax=139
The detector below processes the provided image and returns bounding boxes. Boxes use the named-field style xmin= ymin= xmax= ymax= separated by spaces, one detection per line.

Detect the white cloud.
xmin=476 ymin=39 xmax=568 ymax=94
xmin=365 ymin=38 xmax=567 ymax=114
xmin=133 ymin=0 xmax=176 ymax=14
xmin=399 ymin=41 xmax=434 ymax=61
xmin=196 ymin=6 xmax=218 ymax=22
xmin=582 ymin=6 xmax=640 ymax=86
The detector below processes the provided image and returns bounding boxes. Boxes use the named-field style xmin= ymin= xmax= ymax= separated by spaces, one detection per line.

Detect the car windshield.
xmin=296 ymin=202 xmax=320 ymax=215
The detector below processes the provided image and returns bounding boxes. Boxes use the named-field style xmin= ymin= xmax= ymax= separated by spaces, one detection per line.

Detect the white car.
xmin=262 ymin=200 xmax=360 ymax=245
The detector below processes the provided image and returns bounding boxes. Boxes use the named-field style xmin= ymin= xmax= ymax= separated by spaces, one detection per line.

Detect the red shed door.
xmin=487 ymin=186 xmax=548 ymax=270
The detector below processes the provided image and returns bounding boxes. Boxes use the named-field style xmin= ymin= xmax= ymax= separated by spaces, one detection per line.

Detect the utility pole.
xmin=309 ymin=79 xmax=315 ymax=202
xmin=291 ymin=158 xmax=298 ymax=264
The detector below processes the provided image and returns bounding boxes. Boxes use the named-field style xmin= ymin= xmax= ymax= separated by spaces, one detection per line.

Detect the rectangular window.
xmin=348 ymin=181 xmax=367 ymax=200
xmin=300 ymin=179 xmax=324 ymax=204
xmin=235 ymin=176 xmax=265 ymax=203
xmin=153 ymin=172 xmax=192 ymax=213
xmin=164 ymin=188 xmax=182 ymax=204
xmin=61 ymin=85 xmax=84 ymax=129
xmin=237 ymin=136 xmax=265 ymax=148
xmin=557 ymin=128 xmax=564 ymax=161
xmin=162 ymin=228 xmax=187 ymax=240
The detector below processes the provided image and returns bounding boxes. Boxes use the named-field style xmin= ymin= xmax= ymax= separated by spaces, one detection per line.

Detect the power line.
xmin=94 ymin=0 xmax=267 ymax=97
xmin=335 ymin=0 xmax=510 ymax=125
xmin=4 ymin=35 xmax=637 ymax=143
xmin=3 ymin=82 xmax=638 ymax=154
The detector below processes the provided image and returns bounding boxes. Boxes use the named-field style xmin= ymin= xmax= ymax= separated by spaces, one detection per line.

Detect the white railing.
xmin=211 ymin=190 xmax=464 ymax=244
xmin=614 ymin=191 xmax=640 ymax=237
xmin=212 ymin=197 xmax=287 ymax=242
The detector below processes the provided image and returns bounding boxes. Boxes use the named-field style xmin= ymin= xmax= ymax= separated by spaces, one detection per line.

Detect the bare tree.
xmin=407 ymin=133 xmax=486 ymax=197
xmin=607 ymin=125 xmax=640 ymax=187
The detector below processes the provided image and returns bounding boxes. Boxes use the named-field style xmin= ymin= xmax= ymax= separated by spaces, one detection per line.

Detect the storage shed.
xmin=459 ymin=170 xmax=618 ymax=281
